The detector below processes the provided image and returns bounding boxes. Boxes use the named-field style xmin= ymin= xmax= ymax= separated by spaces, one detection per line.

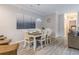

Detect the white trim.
xmin=10 ymin=40 xmax=24 ymax=45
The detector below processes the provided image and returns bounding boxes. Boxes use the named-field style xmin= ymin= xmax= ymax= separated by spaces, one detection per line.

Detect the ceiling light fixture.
xmin=36 ymin=4 xmax=40 ymax=6
xmin=30 ymin=4 xmax=40 ymax=7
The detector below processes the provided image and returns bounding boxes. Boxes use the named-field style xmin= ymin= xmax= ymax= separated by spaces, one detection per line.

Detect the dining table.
xmin=28 ymin=32 xmax=42 ymax=51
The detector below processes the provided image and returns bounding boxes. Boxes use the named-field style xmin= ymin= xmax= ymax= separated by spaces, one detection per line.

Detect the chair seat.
xmin=25 ymin=38 xmax=34 ymax=41
xmin=36 ymin=36 xmax=41 ymax=40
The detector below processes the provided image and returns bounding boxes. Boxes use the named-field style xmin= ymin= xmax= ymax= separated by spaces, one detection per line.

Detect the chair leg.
xmin=50 ymin=37 xmax=53 ymax=44
xmin=40 ymin=41 xmax=43 ymax=48
xmin=27 ymin=42 xmax=31 ymax=49
xmin=47 ymin=39 xmax=49 ymax=45
xmin=23 ymin=41 xmax=27 ymax=48
xmin=50 ymin=39 xmax=51 ymax=44
xmin=45 ymin=41 xmax=47 ymax=46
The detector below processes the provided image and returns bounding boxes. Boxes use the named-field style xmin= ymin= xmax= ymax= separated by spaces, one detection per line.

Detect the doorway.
xmin=64 ymin=12 xmax=78 ymax=39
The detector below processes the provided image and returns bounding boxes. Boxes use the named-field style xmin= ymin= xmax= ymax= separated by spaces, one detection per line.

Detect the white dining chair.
xmin=37 ymin=30 xmax=47 ymax=48
xmin=46 ymin=28 xmax=53 ymax=44
xmin=24 ymin=32 xmax=34 ymax=49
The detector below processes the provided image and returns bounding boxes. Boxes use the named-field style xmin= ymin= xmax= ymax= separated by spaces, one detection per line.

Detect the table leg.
xmin=33 ymin=37 xmax=36 ymax=51
xmin=23 ymin=41 xmax=26 ymax=48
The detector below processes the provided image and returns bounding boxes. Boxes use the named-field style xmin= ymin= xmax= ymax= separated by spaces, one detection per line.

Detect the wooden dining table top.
xmin=28 ymin=32 xmax=42 ymax=36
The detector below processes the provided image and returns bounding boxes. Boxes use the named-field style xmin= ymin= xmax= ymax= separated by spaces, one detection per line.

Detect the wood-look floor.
xmin=17 ymin=38 xmax=79 ymax=55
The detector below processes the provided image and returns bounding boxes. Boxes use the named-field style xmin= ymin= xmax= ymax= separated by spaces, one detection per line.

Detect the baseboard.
xmin=55 ymin=36 xmax=65 ymax=39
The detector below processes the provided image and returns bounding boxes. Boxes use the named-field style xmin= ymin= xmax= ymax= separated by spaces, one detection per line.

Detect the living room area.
xmin=1 ymin=4 xmax=79 ymax=55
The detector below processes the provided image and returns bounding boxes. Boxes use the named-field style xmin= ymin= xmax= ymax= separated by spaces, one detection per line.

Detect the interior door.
xmin=57 ymin=14 xmax=64 ymax=37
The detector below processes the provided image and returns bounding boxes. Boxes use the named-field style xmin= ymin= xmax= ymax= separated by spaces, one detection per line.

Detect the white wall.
xmin=76 ymin=13 xmax=79 ymax=31
xmin=42 ymin=13 xmax=57 ymax=37
xmin=42 ymin=13 xmax=65 ymax=38
xmin=0 ymin=5 xmax=68 ymax=42
xmin=0 ymin=5 xmax=42 ymax=42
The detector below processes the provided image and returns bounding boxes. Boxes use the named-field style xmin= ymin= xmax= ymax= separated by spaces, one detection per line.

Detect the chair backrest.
xmin=41 ymin=30 xmax=47 ymax=40
xmin=24 ymin=32 xmax=29 ymax=41
xmin=45 ymin=28 xmax=52 ymax=36
xmin=24 ymin=32 xmax=34 ymax=41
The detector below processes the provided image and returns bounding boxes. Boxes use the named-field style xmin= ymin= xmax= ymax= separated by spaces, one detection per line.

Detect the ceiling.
xmin=14 ymin=4 xmax=79 ymax=17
